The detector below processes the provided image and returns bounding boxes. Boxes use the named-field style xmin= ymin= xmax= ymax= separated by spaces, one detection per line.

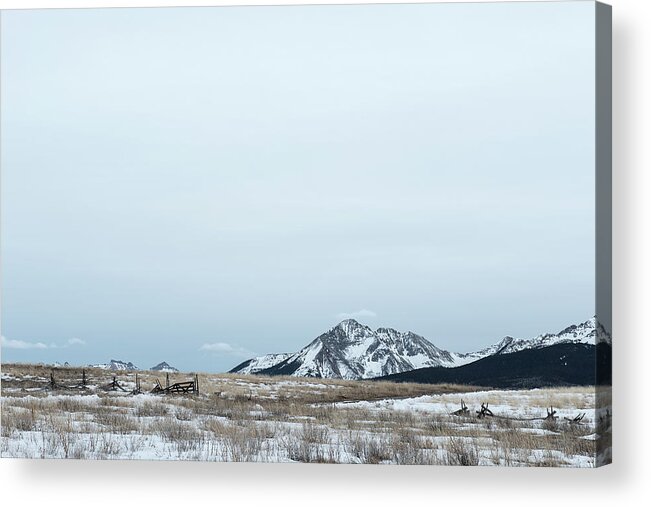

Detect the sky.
xmin=0 ymin=2 xmax=596 ymax=373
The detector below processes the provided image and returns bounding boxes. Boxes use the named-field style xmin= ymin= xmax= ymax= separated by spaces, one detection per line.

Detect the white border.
xmin=1 ymin=1 xmax=650 ymax=506
xmin=0 ymin=0 xmax=557 ymax=8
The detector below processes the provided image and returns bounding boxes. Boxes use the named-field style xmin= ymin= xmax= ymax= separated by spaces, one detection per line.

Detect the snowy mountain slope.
xmin=229 ymin=353 xmax=292 ymax=375
xmin=90 ymin=359 xmax=139 ymax=371
xmin=230 ymin=317 xmax=603 ymax=380
xmin=150 ymin=361 xmax=179 ymax=373
xmin=236 ymin=320 xmax=457 ymax=380
xmin=452 ymin=317 xmax=599 ymax=365
xmin=379 ymin=343 xmax=607 ymax=388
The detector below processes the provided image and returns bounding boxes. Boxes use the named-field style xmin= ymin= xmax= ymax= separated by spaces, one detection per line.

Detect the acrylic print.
xmin=0 ymin=1 xmax=612 ymax=466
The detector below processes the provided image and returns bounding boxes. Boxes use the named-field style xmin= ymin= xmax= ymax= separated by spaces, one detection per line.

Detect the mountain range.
xmin=90 ymin=359 xmax=139 ymax=371
xmin=230 ymin=317 xmax=606 ymax=381
xmin=89 ymin=359 xmax=179 ymax=372
xmin=377 ymin=342 xmax=611 ymax=388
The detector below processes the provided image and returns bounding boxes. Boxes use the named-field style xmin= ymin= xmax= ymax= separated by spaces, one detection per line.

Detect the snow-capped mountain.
xmin=230 ymin=353 xmax=292 ymax=375
xmin=452 ymin=317 xmax=600 ymax=365
xmin=90 ymin=359 xmax=139 ymax=371
xmin=230 ymin=317 xmax=604 ymax=380
xmin=150 ymin=361 xmax=179 ymax=373
xmin=232 ymin=319 xmax=458 ymax=380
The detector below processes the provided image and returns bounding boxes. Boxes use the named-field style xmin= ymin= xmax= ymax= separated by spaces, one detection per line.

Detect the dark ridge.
xmin=374 ymin=343 xmax=612 ymax=389
xmin=257 ymin=356 xmax=302 ymax=376
xmin=228 ymin=358 xmax=253 ymax=373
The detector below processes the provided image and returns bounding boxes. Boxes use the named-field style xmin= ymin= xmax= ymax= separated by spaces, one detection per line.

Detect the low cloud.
xmin=199 ymin=342 xmax=254 ymax=358
xmin=336 ymin=309 xmax=377 ymax=321
xmin=1 ymin=336 xmax=49 ymax=350
xmin=1 ymin=335 xmax=86 ymax=350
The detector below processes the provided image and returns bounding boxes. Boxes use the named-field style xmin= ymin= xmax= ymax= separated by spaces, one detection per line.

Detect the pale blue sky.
xmin=1 ymin=2 xmax=596 ymax=372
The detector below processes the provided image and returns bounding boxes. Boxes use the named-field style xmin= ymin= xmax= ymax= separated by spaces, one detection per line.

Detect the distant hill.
xmin=375 ymin=343 xmax=612 ymax=388
xmin=87 ymin=360 xmax=180 ymax=373
xmin=89 ymin=359 xmax=138 ymax=371
xmin=150 ymin=361 xmax=179 ymax=373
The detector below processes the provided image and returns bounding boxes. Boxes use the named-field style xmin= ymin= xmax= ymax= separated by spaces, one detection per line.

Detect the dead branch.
xmin=452 ymin=399 xmax=469 ymax=416
xmin=564 ymin=413 xmax=586 ymax=424
xmin=101 ymin=376 xmax=128 ymax=392
xmin=545 ymin=406 xmax=558 ymax=420
xmin=476 ymin=403 xmax=493 ymax=419
xmin=130 ymin=373 xmax=142 ymax=395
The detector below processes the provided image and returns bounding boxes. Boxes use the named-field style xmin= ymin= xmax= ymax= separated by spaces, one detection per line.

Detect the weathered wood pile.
xmin=564 ymin=412 xmax=586 ymax=423
xmin=452 ymin=400 xmax=469 ymax=416
xmin=476 ymin=403 xmax=494 ymax=419
xmin=151 ymin=373 xmax=199 ymax=395
xmin=131 ymin=373 xmax=142 ymax=395
xmin=47 ymin=370 xmax=89 ymax=391
xmin=101 ymin=376 xmax=128 ymax=392
xmin=451 ymin=401 xmax=587 ymax=424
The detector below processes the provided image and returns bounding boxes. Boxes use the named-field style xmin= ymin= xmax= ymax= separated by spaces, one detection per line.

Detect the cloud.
xmin=199 ymin=342 xmax=235 ymax=353
xmin=336 ymin=309 xmax=377 ymax=321
xmin=1 ymin=335 xmax=49 ymax=350
xmin=199 ymin=342 xmax=254 ymax=358
xmin=1 ymin=335 xmax=86 ymax=350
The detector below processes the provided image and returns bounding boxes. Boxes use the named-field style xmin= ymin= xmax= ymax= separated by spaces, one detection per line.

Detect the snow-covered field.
xmin=1 ymin=364 xmax=611 ymax=466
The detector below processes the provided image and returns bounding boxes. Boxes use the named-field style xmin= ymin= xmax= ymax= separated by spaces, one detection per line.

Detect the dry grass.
xmin=1 ymin=363 xmax=602 ymax=466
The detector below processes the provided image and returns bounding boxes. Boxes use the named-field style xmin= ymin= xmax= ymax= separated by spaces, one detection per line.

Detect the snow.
xmin=336 ymin=389 xmax=597 ymax=425
xmin=1 ymin=371 xmax=602 ymax=467
xmin=231 ymin=353 xmax=292 ymax=375
xmin=232 ymin=319 xmax=461 ymax=380
xmin=230 ymin=317 xmax=601 ymax=380
xmin=90 ymin=359 xmax=139 ymax=371
xmin=150 ymin=362 xmax=179 ymax=373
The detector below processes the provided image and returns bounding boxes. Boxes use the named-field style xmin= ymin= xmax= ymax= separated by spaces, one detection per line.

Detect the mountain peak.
xmin=333 ymin=319 xmax=372 ymax=335
xmin=233 ymin=321 xmax=457 ymax=379
xmin=151 ymin=361 xmax=179 ymax=372
xmin=230 ymin=317 xmax=599 ymax=380
xmin=90 ymin=359 xmax=139 ymax=371
xmin=336 ymin=318 xmax=364 ymax=327
xmin=109 ymin=359 xmax=137 ymax=367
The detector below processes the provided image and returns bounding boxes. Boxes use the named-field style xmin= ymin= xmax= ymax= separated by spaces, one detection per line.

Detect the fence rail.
xmin=46 ymin=370 xmax=200 ymax=397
